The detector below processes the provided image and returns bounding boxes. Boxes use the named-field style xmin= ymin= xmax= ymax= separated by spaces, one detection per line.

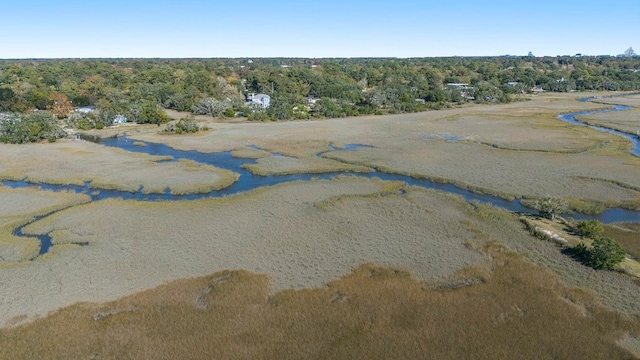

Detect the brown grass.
xmin=1 ymin=243 xmax=639 ymax=359
xmin=230 ymin=146 xmax=270 ymax=159
xmin=1 ymin=92 xmax=639 ymax=358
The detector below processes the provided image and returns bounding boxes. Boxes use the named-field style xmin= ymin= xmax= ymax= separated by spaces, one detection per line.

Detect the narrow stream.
xmin=4 ymin=97 xmax=640 ymax=256
xmin=561 ymin=102 xmax=639 ymax=156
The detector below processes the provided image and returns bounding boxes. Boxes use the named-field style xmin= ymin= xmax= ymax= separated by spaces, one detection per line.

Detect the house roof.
xmin=248 ymin=93 xmax=270 ymax=101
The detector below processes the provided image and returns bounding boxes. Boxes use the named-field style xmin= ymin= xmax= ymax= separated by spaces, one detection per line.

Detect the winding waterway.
xmin=4 ymin=98 xmax=640 ymax=256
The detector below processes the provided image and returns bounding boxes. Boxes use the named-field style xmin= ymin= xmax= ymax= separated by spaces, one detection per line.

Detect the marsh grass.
xmin=243 ymin=156 xmax=373 ymax=176
xmin=0 ymin=187 xmax=90 ymax=263
xmin=565 ymin=198 xmax=609 ymax=215
xmin=579 ymin=95 xmax=640 ymax=135
xmin=0 ymin=141 xmax=237 ymax=195
xmin=605 ymin=223 xmax=640 ymax=261
xmin=111 ymin=92 xmax=640 ymax=207
xmin=230 ymin=146 xmax=270 ymax=159
xmin=1 ymin=246 xmax=639 ymax=359
xmin=314 ymin=181 xmax=406 ymax=210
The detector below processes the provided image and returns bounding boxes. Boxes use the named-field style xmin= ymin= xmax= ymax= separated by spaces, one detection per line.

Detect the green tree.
xmin=0 ymin=112 xmax=65 ymax=144
xmin=589 ymin=237 xmax=626 ymax=270
xmin=534 ymin=196 xmax=568 ymax=220
xmin=574 ymin=220 xmax=604 ymax=239
xmin=0 ymin=88 xmax=16 ymax=111
xmin=138 ymin=103 xmax=169 ymax=125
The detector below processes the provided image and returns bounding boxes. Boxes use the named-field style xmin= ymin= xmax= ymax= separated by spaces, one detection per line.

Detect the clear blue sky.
xmin=1 ymin=0 xmax=638 ymax=58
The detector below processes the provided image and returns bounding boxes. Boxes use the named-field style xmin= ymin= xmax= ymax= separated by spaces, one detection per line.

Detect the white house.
xmin=446 ymin=83 xmax=475 ymax=100
xmin=305 ymin=96 xmax=320 ymax=107
xmin=74 ymin=106 xmax=95 ymax=114
xmin=112 ymin=115 xmax=128 ymax=124
xmin=246 ymin=93 xmax=270 ymax=109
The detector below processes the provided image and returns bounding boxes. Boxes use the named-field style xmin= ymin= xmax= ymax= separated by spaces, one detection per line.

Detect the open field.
xmin=0 ymin=141 xmax=237 ymax=194
xmin=0 ymin=186 xmax=90 ymax=263
xmin=2 ymin=244 xmax=640 ymax=359
xmin=85 ymin=92 xmax=640 ymax=209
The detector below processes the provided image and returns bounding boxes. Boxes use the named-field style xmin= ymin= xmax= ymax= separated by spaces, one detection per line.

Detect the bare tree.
xmin=193 ymin=97 xmax=231 ymax=117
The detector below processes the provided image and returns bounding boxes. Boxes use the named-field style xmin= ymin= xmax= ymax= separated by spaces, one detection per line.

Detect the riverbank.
xmin=81 ymin=92 xmax=640 ymax=210
xmin=0 ymin=141 xmax=238 ymax=195
xmin=2 ymin=178 xmax=639 ymax=329
xmin=578 ymin=94 xmax=640 ymax=136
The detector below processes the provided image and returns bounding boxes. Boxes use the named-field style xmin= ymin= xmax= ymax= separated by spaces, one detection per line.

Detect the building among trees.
xmin=246 ymin=93 xmax=270 ymax=109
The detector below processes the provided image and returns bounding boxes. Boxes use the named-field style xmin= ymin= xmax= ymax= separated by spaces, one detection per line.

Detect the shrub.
xmin=573 ymin=242 xmax=589 ymax=257
xmin=224 ymin=108 xmax=235 ymax=118
xmin=162 ymin=115 xmax=203 ymax=135
xmin=589 ymin=237 xmax=626 ymax=270
xmin=533 ymin=196 xmax=568 ymax=220
xmin=575 ymin=220 xmax=604 ymax=239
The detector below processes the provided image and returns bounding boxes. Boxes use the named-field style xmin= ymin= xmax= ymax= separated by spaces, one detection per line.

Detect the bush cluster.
xmin=533 ymin=196 xmax=568 ymax=220
xmin=0 ymin=111 xmax=66 ymax=143
xmin=162 ymin=116 xmax=208 ymax=135
xmin=571 ymin=220 xmax=626 ymax=270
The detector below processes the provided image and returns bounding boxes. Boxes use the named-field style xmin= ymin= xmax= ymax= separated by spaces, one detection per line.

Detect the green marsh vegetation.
xmin=567 ymin=220 xmax=627 ymax=271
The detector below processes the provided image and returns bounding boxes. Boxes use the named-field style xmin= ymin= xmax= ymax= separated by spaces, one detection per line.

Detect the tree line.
xmin=0 ymin=56 xmax=639 ymax=128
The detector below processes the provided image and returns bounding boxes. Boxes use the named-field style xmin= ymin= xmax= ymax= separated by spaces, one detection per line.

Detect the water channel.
xmin=4 ymin=98 xmax=640 ymax=255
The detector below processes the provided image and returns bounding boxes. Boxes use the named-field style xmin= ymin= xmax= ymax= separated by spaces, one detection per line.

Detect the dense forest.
xmin=0 ymin=56 xmax=639 ymax=141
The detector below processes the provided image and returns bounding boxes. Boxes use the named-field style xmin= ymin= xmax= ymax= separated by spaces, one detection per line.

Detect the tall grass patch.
xmin=1 ymin=247 xmax=639 ymax=359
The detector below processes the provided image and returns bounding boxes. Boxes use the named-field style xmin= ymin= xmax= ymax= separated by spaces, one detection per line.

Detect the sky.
xmin=1 ymin=0 xmax=638 ymax=58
